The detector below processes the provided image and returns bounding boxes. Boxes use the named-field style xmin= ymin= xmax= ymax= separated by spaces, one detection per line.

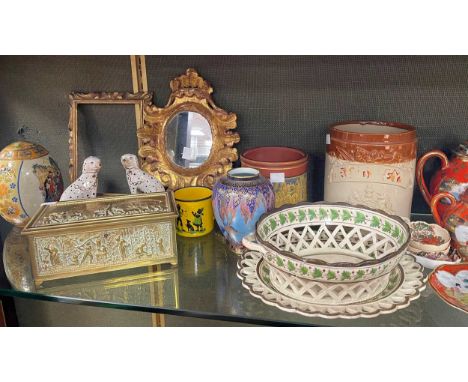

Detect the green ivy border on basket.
xmin=260 ymin=206 xmax=406 ymax=245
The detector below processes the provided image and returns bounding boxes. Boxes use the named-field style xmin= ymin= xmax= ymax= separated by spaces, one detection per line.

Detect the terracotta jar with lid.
xmin=241 ymin=146 xmax=308 ymax=207
xmin=324 ymin=121 xmax=417 ymax=218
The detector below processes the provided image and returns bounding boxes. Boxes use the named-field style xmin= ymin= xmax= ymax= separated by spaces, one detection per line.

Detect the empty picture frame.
xmin=67 ymin=91 xmax=153 ymax=182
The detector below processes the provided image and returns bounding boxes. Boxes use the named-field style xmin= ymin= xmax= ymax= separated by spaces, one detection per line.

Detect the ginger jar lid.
xmin=0 ymin=141 xmax=49 ymax=161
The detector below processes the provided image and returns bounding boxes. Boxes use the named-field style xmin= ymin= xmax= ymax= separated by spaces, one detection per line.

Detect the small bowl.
xmin=408 ymin=243 xmax=450 ymax=256
xmin=408 ymin=247 xmax=461 ymax=270
xmin=409 ymin=221 xmax=451 ymax=253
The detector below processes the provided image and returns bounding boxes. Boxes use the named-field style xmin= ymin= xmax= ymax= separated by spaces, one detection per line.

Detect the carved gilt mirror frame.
xmin=138 ymin=68 xmax=239 ymax=189
xmin=68 ymin=91 xmax=153 ymax=182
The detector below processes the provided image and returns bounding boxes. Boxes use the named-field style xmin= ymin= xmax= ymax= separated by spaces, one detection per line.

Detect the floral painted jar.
xmin=0 ymin=141 xmax=64 ymax=226
xmin=212 ymin=167 xmax=275 ymax=254
xmin=240 ymin=146 xmax=308 ymax=208
xmin=324 ymin=121 xmax=417 ymax=218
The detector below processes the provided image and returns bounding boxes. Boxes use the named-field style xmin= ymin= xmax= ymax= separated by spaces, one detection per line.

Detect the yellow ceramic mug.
xmin=174 ymin=187 xmax=214 ymax=238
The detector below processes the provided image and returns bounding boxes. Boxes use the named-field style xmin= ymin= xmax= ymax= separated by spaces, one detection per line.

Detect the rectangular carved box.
xmin=22 ymin=192 xmax=178 ymax=285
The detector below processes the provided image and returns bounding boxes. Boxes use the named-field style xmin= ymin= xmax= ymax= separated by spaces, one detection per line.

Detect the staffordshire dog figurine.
xmin=121 ymin=154 xmax=165 ymax=194
xmin=60 ymin=156 xmax=101 ymax=201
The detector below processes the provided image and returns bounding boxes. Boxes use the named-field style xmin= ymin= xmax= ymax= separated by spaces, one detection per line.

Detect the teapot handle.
xmin=416 ymin=150 xmax=450 ymax=206
xmin=430 ymin=192 xmax=457 ymax=226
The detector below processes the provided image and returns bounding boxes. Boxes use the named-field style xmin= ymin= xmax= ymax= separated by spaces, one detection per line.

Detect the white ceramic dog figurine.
xmin=60 ymin=156 xmax=101 ymax=201
xmin=121 ymin=154 xmax=165 ymax=194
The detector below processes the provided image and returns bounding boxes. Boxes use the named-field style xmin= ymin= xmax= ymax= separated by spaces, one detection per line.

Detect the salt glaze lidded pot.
xmin=417 ymin=141 xmax=468 ymax=215
xmin=0 ymin=141 xmax=63 ymax=226
xmin=324 ymin=121 xmax=417 ymax=218
xmin=212 ymin=167 xmax=275 ymax=254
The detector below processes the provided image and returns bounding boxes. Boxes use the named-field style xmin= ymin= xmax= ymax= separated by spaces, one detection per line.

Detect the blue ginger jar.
xmin=212 ymin=168 xmax=275 ymax=254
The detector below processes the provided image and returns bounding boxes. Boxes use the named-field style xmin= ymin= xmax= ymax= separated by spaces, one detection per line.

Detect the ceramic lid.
xmin=0 ymin=141 xmax=49 ymax=160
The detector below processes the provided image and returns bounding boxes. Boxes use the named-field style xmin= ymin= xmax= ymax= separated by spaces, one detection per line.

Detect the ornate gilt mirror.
xmin=138 ymin=68 xmax=239 ymax=189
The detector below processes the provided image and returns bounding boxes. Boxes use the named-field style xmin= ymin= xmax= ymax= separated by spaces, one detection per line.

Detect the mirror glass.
xmin=166 ymin=111 xmax=212 ymax=168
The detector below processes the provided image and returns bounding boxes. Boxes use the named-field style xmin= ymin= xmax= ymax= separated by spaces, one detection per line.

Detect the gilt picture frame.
xmin=67 ymin=91 xmax=153 ymax=182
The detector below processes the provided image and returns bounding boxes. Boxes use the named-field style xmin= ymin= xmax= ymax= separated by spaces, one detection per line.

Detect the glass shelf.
xmin=1 ymin=214 xmax=467 ymax=326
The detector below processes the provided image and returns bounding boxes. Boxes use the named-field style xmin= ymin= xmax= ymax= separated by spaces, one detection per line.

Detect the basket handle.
xmin=416 ymin=150 xmax=449 ymax=206
xmin=242 ymin=233 xmax=267 ymax=254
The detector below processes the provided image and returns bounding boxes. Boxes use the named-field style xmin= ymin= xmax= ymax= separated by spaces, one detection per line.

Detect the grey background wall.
xmin=1 ymin=56 xmax=467 ymax=325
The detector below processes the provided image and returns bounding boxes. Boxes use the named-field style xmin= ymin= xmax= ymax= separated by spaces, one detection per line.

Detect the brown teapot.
xmin=430 ymin=190 xmax=468 ymax=260
xmin=417 ymin=141 xmax=468 ymax=215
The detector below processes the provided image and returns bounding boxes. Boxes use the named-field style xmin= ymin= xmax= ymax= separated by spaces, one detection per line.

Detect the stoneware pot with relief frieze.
xmin=0 ymin=141 xmax=64 ymax=226
xmin=212 ymin=167 xmax=275 ymax=254
xmin=431 ymin=190 xmax=468 ymax=261
xmin=417 ymin=141 xmax=468 ymax=216
xmin=324 ymin=121 xmax=417 ymax=218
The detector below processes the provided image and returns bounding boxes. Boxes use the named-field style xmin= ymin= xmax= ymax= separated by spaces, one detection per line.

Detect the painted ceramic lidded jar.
xmin=430 ymin=190 xmax=468 ymax=261
xmin=212 ymin=167 xmax=275 ymax=254
xmin=324 ymin=121 xmax=417 ymax=218
xmin=0 ymin=141 xmax=64 ymax=226
xmin=240 ymin=146 xmax=308 ymax=208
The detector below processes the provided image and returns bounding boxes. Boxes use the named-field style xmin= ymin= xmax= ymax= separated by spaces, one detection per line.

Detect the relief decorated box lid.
xmin=21 ymin=191 xmax=177 ymax=234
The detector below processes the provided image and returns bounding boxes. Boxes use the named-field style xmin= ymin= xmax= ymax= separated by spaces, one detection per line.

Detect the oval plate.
xmin=429 ymin=263 xmax=468 ymax=314
xmin=237 ymin=251 xmax=426 ymax=319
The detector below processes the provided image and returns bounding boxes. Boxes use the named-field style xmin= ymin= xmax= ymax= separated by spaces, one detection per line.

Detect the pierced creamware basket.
xmin=243 ymin=202 xmax=410 ymax=283
xmin=242 ymin=202 xmax=411 ymax=305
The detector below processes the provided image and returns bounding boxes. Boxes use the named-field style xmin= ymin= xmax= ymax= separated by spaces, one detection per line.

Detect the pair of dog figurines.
xmin=60 ymin=154 xmax=164 ymax=201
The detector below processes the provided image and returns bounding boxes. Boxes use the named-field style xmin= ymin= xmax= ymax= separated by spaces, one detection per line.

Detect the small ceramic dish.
xmin=408 ymin=243 xmax=450 ymax=255
xmin=409 ymin=221 xmax=451 ymax=252
xmin=242 ymin=202 xmax=410 ymax=284
xmin=408 ymin=247 xmax=461 ymax=270
xmin=429 ymin=263 xmax=468 ymax=313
